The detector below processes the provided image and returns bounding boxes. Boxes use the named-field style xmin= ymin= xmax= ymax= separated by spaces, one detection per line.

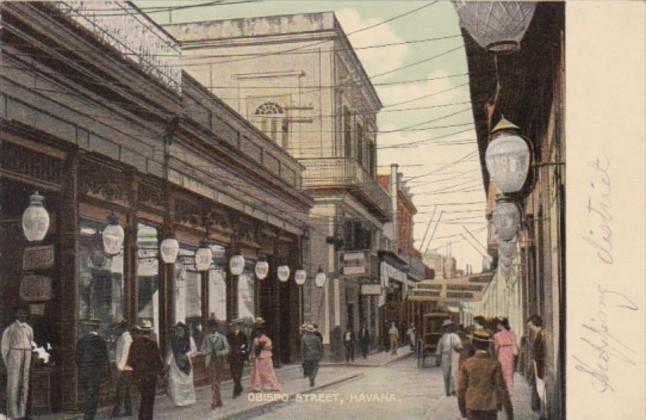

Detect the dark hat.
xmin=230 ymin=318 xmax=244 ymax=325
xmin=113 ymin=319 xmax=128 ymax=329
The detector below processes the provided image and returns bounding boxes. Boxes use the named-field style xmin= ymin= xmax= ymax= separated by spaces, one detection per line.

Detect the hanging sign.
xmin=341 ymin=251 xmax=369 ymax=276
xmin=361 ymin=284 xmax=381 ymax=296
xmin=23 ymin=245 xmax=55 ymax=271
xmin=20 ymin=275 xmax=53 ymax=302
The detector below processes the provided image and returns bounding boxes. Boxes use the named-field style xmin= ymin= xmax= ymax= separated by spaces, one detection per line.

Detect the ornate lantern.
xmin=314 ymin=267 xmax=327 ymax=288
xmin=277 ymin=263 xmax=290 ymax=282
xmin=492 ymin=199 xmax=521 ymax=241
xmin=194 ymin=242 xmax=213 ymax=272
xmin=485 ymin=117 xmax=532 ymax=194
xmin=160 ymin=235 xmax=180 ymax=264
xmin=102 ymin=212 xmax=124 ymax=256
xmin=229 ymin=253 xmax=245 ymax=276
xmin=22 ymin=191 xmax=50 ymax=242
xmin=254 ymin=258 xmax=269 ymax=280
xmin=498 ymin=236 xmax=518 ymax=259
xmin=294 ymin=268 xmax=307 ymax=286
xmin=453 ymin=1 xmax=537 ymax=53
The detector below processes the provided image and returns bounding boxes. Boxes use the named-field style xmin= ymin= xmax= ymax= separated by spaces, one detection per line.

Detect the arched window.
xmin=254 ymin=102 xmax=288 ymax=147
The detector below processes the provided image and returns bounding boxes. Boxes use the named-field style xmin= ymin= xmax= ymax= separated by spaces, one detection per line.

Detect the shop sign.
xmin=341 ymin=251 xmax=369 ymax=276
xmin=361 ymin=284 xmax=382 ymax=295
xmin=23 ymin=245 xmax=55 ymax=271
xmin=20 ymin=275 xmax=52 ymax=302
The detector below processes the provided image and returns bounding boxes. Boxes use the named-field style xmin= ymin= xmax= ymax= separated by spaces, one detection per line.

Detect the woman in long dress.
xmin=494 ymin=317 xmax=519 ymax=396
xmin=435 ymin=319 xmax=462 ymax=396
xmin=250 ymin=325 xmax=281 ymax=392
xmin=166 ymin=322 xmax=197 ymax=406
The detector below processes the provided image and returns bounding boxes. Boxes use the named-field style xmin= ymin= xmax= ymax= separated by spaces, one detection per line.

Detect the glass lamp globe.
xmin=498 ymin=236 xmax=518 ymax=259
xmin=255 ymin=259 xmax=269 ymax=280
xmin=160 ymin=236 xmax=180 ymax=264
xmin=194 ymin=243 xmax=213 ymax=272
xmin=229 ymin=254 xmax=245 ymax=276
xmin=485 ymin=117 xmax=531 ymax=194
xmin=102 ymin=212 xmax=124 ymax=256
xmin=277 ymin=264 xmax=290 ymax=282
xmin=453 ymin=1 xmax=537 ymax=53
xmin=22 ymin=191 xmax=50 ymax=242
xmin=294 ymin=269 xmax=307 ymax=286
xmin=314 ymin=267 xmax=327 ymax=288
xmin=492 ymin=199 xmax=521 ymax=241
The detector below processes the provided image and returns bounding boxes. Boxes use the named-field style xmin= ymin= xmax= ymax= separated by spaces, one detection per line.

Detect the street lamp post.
xmin=294 ymin=268 xmax=307 ymax=326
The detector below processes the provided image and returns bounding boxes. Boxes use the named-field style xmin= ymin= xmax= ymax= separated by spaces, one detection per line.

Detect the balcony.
xmin=300 ymin=158 xmax=392 ymax=221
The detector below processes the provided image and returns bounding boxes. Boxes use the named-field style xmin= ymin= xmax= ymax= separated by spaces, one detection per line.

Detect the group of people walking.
xmin=434 ymin=315 xmax=545 ymax=420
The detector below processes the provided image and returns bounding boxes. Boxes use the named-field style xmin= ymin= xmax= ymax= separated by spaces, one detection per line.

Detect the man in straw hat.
xmin=458 ymin=330 xmax=513 ymax=420
xmin=201 ymin=318 xmax=230 ymax=408
xmin=301 ymin=324 xmax=323 ymax=387
xmin=127 ymin=319 xmax=164 ymax=420
xmin=76 ymin=318 xmax=109 ymax=420
xmin=436 ymin=318 xmax=463 ymax=397
xmin=111 ymin=319 xmax=134 ymax=417
xmin=227 ymin=319 xmax=248 ymax=398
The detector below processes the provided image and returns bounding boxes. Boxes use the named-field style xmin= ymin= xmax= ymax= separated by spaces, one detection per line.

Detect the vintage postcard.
xmin=0 ymin=1 xmax=643 ymax=420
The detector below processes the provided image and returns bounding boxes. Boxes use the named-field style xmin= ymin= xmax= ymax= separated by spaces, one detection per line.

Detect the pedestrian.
xmin=312 ymin=323 xmax=323 ymax=342
xmin=528 ymin=314 xmax=546 ymax=420
xmin=406 ymin=324 xmax=417 ymax=351
xmin=250 ymin=318 xmax=282 ymax=392
xmin=201 ymin=319 xmax=230 ymax=409
xmin=301 ymin=324 xmax=323 ymax=387
xmin=343 ymin=324 xmax=355 ymax=363
xmin=458 ymin=330 xmax=513 ymax=420
xmin=1 ymin=304 xmax=34 ymax=420
xmin=111 ymin=320 xmax=134 ymax=417
xmin=166 ymin=322 xmax=197 ymax=407
xmin=227 ymin=319 xmax=248 ymax=398
xmin=75 ymin=319 xmax=109 ymax=420
xmin=127 ymin=320 xmax=164 ymax=420
xmin=358 ymin=323 xmax=371 ymax=359
xmin=388 ymin=321 xmax=400 ymax=355
xmin=494 ymin=318 xmax=519 ymax=396
xmin=435 ymin=319 xmax=463 ymax=397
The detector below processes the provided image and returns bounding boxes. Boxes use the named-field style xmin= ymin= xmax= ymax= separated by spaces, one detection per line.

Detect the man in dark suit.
xmin=458 ymin=330 xmax=513 ymax=420
xmin=227 ymin=319 xmax=248 ymax=398
xmin=358 ymin=323 xmax=371 ymax=359
xmin=127 ymin=320 xmax=164 ymax=420
xmin=343 ymin=325 xmax=355 ymax=363
xmin=75 ymin=319 xmax=110 ymax=420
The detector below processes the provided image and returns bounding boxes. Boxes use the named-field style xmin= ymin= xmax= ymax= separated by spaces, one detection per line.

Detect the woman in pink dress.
xmin=250 ymin=325 xmax=281 ymax=392
xmin=494 ymin=317 xmax=519 ymax=396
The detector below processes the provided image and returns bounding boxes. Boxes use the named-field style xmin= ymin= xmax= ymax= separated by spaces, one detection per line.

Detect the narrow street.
xmin=254 ymin=357 xmax=539 ymax=420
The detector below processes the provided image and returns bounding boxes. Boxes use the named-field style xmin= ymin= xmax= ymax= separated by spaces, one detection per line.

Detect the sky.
xmin=134 ymin=0 xmax=489 ymax=273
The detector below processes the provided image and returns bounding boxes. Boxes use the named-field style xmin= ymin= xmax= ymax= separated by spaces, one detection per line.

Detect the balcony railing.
xmin=300 ymin=158 xmax=392 ymax=220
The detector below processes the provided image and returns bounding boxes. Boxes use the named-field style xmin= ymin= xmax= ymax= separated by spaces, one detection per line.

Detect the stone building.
xmin=164 ymin=12 xmax=391 ymax=354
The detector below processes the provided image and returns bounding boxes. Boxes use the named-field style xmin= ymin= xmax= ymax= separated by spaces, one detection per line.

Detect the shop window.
xmin=237 ymin=260 xmax=256 ymax=319
xmin=174 ymin=244 xmax=203 ymax=347
xmin=136 ymin=222 xmax=160 ymax=341
xmin=79 ymin=218 xmax=125 ymax=361
xmin=208 ymin=244 xmax=227 ymax=322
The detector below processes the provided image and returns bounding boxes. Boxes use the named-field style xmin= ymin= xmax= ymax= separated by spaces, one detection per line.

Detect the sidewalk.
xmin=422 ymin=372 xmax=540 ymax=420
xmin=34 ymin=363 xmax=363 ymax=420
xmin=320 ymin=346 xmax=414 ymax=367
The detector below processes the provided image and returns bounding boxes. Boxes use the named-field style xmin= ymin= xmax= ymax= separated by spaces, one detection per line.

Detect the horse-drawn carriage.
xmin=403 ymin=296 xmax=459 ymax=368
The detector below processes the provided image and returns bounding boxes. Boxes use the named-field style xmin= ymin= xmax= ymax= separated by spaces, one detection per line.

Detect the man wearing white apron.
xmin=1 ymin=305 xmax=34 ymax=420
xmin=435 ymin=319 xmax=463 ymax=397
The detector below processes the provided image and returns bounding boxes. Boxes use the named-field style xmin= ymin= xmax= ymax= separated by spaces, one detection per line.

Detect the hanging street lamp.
xmin=485 ymin=117 xmax=532 ymax=195
xmin=102 ymin=212 xmax=124 ymax=256
xmin=453 ymin=1 xmax=537 ymax=54
xmin=492 ymin=198 xmax=521 ymax=241
xmin=194 ymin=242 xmax=213 ymax=272
xmin=160 ymin=234 xmax=180 ymax=264
xmin=254 ymin=257 xmax=269 ymax=280
xmin=229 ymin=252 xmax=245 ymax=276
xmin=314 ymin=267 xmax=327 ymax=288
xmin=277 ymin=261 xmax=290 ymax=283
xmin=22 ymin=191 xmax=50 ymax=242
xmin=294 ymin=268 xmax=307 ymax=286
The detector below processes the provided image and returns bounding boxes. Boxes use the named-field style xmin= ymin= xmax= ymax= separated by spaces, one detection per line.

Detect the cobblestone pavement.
xmin=254 ymin=357 xmax=541 ymax=420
